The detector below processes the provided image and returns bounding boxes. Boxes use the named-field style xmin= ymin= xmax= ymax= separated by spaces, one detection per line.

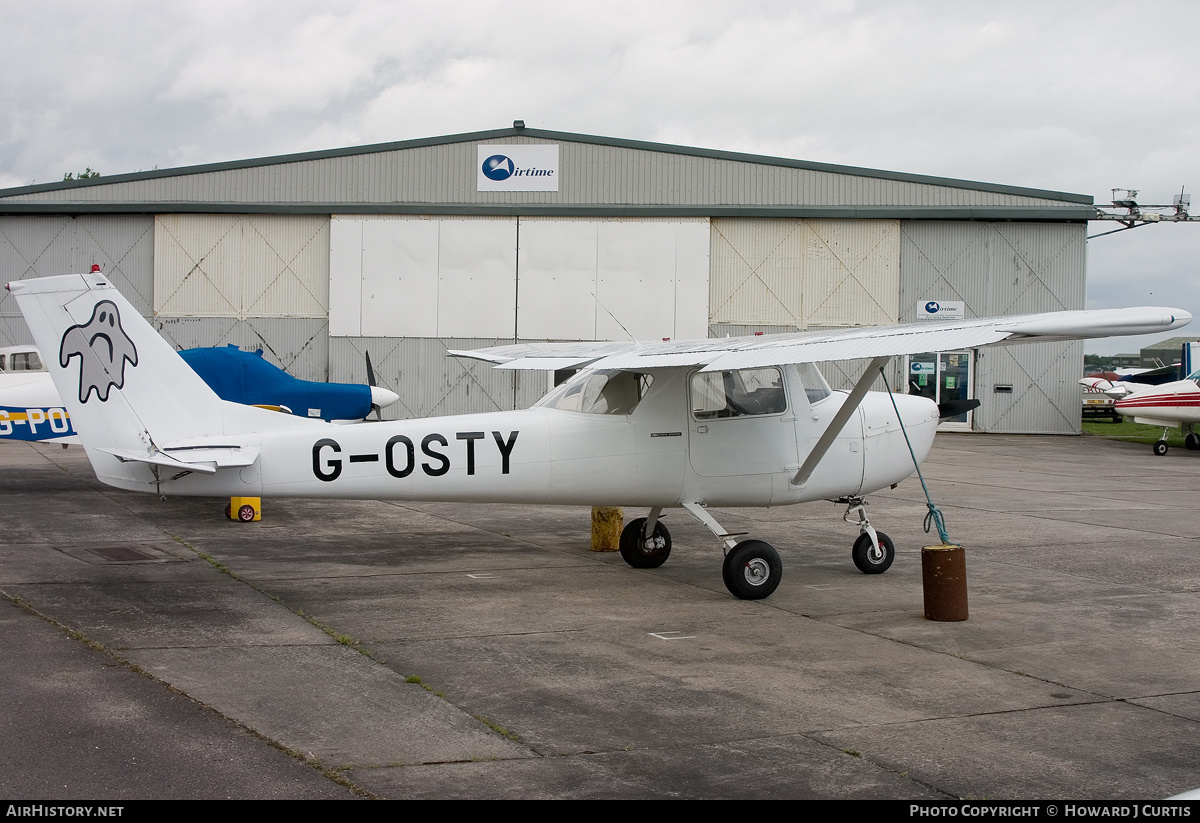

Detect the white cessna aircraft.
xmin=8 ymin=273 xmax=1190 ymax=599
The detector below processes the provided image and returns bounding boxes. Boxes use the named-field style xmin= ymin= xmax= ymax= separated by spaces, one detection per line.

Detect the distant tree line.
xmin=62 ymin=167 xmax=100 ymax=181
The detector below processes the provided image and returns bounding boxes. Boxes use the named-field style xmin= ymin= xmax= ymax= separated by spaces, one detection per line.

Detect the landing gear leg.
xmin=841 ymin=497 xmax=895 ymax=574
xmin=681 ymin=502 xmax=782 ymax=600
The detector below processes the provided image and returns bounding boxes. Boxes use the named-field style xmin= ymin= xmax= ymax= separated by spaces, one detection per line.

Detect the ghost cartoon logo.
xmin=481 ymin=154 xmax=515 ymax=181
xmin=59 ymin=300 xmax=139 ymax=403
xmin=925 ymin=301 xmax=940 ymax=314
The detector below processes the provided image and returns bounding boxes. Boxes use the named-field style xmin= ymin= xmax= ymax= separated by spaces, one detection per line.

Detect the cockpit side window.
xmin=536 ymin=369 xmax=652 ymax=415
xmin=691 ymin=367 xmax=786 ymax=419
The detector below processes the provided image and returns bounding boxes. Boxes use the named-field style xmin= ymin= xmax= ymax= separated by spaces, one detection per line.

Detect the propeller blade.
xmin=365 ymin=350 xmax=377 ymax=387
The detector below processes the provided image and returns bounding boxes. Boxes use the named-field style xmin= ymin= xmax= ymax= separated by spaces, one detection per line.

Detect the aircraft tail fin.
xmin=7 ymin=273 xmax=310 ymax=489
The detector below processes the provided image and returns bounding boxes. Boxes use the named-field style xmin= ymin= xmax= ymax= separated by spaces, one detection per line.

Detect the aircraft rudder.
xmin=8 ymin=272 xmax=227 ymax=452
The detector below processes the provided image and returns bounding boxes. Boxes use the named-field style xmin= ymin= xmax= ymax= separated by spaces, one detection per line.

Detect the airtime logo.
xmin=481 ymin=154 xmax=555 ymax=182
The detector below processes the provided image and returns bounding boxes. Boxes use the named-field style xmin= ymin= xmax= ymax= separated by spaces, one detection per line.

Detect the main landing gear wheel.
xmin=722 ymin=540 xmax=782 ymax=600
xmin=237 ymin=504 xmax=257 ymax=522
xmin=1186 ymin=432 xmax=1200 ymax=451
xmin=619 ymin=518 xmax=672 ymax=568
xmin=852 ymin=531 xmax=895 ymax=574
xmin=1154 ymin=440 xmax=1169 ymax=456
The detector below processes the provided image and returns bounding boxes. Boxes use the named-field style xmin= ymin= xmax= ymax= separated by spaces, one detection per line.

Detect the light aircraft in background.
xmin=0 ymin=342 xmax=398 ymax=444
xmin=8 ymin=273 xmax=1190 ymax=599
xmin=1081 ymin=341 xmax=1200 ymax=455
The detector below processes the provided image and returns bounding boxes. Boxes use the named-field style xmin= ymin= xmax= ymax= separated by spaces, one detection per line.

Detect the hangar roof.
xmin=0 ymin=125 xmax=1095 ymax=220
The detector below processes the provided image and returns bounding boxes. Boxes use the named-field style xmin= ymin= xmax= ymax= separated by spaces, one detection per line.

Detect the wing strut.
xmin=791 ymin=356 xmax=891 ymax=487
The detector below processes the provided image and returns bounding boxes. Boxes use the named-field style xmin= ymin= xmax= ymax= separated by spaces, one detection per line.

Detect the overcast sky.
xmin=3 ymin=0 xmax=1197 ymax=355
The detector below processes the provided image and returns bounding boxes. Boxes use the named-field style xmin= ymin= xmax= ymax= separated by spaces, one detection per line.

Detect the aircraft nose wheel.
xmin=1154 ymin=440 xmax=1169 ymax=456
xmin=852 ymin=531 xmax=895 ymax=574
xmin=722 ymin=540 xmax=782 ymax=600
xmin=619 ymin=518 xmax=672 ymax=568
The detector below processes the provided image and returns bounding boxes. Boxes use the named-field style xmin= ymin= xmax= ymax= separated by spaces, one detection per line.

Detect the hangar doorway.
xmin=907 ymin=351 xmax=974 ymax=432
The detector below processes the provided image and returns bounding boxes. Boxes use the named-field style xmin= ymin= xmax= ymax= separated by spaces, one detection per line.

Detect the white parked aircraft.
xmin=1081 ymin=341 xmax=1200 ymax=455
xmin=8 ymin=273 xmax=1191 ymax=599
xmin=1083 ymin=373 xmax=1200 ymax=456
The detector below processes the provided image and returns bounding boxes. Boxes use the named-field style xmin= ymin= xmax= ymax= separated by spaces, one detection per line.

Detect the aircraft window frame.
xmin=535 ymin=369 xmax=653 ymax=416
xmin=691 ymin=367 xmax=787 ymax=420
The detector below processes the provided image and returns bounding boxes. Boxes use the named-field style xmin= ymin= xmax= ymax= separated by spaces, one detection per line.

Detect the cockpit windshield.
xmin=535 ymin=369 xmax=652 ymax=415
xmin=796 ymin=362 xmax=832 ymax=404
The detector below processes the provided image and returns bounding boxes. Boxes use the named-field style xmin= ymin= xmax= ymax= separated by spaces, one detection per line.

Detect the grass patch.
xmin=1082 ymin=419 xmax=1183 ymax=447
xmin=405 ymin=674 xmax=445 ymax=699
xmin=475 ymin=714 xmax=521 ymax=742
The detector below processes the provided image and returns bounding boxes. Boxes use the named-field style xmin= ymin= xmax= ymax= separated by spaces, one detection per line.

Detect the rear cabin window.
xmin=7 ymin=351 xmax=43 ymax=371
xmin=536 ymin=369 xmax=652 ymax=415
xmin=691 ymin=368 xmax=786 ymax=419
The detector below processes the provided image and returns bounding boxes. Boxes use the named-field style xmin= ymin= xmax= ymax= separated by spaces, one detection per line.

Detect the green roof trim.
xmin=0 ymin=126 xmax=1093 ymax=205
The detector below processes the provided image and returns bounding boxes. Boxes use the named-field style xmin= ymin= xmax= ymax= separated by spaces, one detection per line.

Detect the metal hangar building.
xmin=0 ymin=125 xmax=1096 ymax=433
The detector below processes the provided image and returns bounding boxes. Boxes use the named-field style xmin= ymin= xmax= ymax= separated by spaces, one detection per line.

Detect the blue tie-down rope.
xmin=879 ymin=366 xmax=951 ymax=545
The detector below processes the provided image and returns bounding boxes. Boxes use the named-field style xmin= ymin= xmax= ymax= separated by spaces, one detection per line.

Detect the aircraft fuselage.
xmin=105 ymin=365 xmax=940 ymax=510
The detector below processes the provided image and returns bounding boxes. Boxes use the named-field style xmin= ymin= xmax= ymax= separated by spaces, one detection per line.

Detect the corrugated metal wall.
xmin=7 ymin=136 xmax=1079 ymax=210
xmin=0 ymin=215 xmax=153 ymax=345
xmin=900 ymin=221 xmax=1086 ymax=433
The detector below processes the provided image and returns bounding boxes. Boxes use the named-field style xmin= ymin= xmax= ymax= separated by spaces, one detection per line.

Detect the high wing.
xmin=449 ymin=308 xmax=1191 ymax=371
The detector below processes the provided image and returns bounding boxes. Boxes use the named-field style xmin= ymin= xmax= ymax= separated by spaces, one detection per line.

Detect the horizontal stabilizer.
xmin=97 ymin=444 xmax=260 ymax=474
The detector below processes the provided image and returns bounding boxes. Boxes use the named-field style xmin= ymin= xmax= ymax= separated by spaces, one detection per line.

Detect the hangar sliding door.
xmin=154 ymin=215 xmax=329 ymax=319
xmin=328 ymin=216 xmax=710 ymax=418
xmin=329 ymin=216 xmax=710 ymax=341
xmin=152 ymin=215 xmax=331 ymax=381
xmin=900 ymin=221 xmax=1085 ymax=433
xmin=516 ymin=217 xmax=710 ymax=341
xmin=708 ymin=217 xmax=903 ymax=394
xmin=330 ymin=216 xmax=518 ymax=338
xmin=0 ymin=215 xmax=154 ymax=347
xmin=709 ymin=218 xmax=900 ymax=329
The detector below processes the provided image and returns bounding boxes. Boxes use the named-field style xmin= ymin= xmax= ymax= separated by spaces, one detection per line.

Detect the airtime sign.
xmin=477 ymin=144 xmax=559 ymax=192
